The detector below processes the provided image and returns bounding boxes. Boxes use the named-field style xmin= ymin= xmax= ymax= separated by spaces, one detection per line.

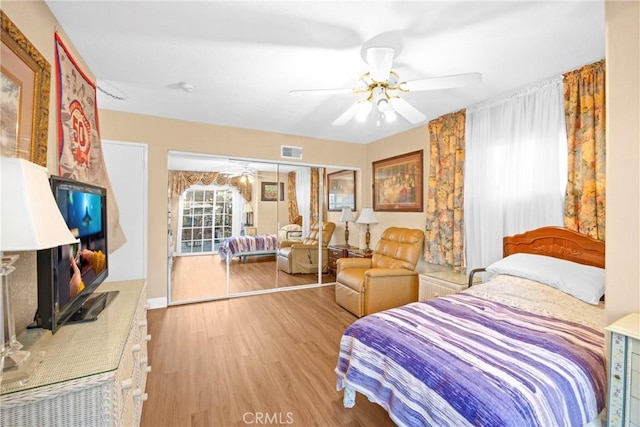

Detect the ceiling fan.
xmin=290 ymin=47 xmax=482 ymax=126
xmin=226 ymin=162 xmax=270 ymax=182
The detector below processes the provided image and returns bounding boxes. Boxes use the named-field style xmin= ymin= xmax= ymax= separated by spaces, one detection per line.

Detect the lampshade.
xmin=356 ymin=207 xmax=378 ymax=225
xmin=339 ymin=207 xmax=355 ymax=223
xmin=243 ymin=203 xmax=253 ymax=213
xmin=1 ymin=157 xmax=77 ymax=251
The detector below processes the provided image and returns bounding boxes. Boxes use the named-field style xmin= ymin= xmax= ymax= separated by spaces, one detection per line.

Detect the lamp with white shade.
xmin=339 ymin=207 xmax=356 ymax=248
xmin=243 ymin=203 xmax=253 ymax=226
xmin=0 ymin=157 xmax=78 ymax=383
xmin=356 ymin=208 xmax=378 ymax=254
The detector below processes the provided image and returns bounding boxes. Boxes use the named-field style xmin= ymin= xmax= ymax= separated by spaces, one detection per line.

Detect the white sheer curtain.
xmin=464 ymin=76 xmax=567 ymax=273
xmin=295 ymin=167 xmax=311 ymax=237
xmin=232 ymin=188 xmax=245 ymax=236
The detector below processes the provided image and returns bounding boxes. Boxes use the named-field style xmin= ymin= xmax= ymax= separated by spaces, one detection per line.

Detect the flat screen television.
xmin=35 ymin=176 xmax=115 ymax=333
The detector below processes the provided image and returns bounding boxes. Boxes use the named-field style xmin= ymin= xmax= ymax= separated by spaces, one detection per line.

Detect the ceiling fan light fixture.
xmin=356 ymin=100 xmax=372 ymax=122
xmin=376 ymin=97 xmax=393 ymax=114
xmin=384 ymin=110 xmax=397 ymax=122
xmin=291 ymin=44 xmax=479 ymax=128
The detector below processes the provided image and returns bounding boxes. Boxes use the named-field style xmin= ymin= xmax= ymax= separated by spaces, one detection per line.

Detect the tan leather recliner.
xmin=335 ymin=227 xmax=425 ymax=317
xmin=277 ymin=222 xmax=336 ymax=274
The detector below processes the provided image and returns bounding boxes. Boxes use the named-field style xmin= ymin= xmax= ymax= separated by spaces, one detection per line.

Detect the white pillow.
xmin=486 ymin=253 xmax=605 ymax=305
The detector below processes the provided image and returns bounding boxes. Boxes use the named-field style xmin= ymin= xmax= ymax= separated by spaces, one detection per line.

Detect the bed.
xmin=218 ymin=234 xmax=279 ymax=263
xmin=335 ymin=227 xmax=607 ymax=427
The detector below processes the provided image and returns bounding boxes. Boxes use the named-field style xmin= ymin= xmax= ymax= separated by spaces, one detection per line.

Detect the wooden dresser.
xmin=0 ymin=280 xmax=150 ymax=427
xmin=607 ymin=312 xmax=640 ymax=427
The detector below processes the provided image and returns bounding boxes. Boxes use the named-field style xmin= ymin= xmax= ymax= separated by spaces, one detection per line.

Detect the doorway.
xmin=102 ymin=140 xmax=148 ymax=282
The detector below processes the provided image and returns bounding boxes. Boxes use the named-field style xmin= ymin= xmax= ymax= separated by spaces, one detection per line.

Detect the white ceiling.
xmin=45 ymin=1 xmax=605 ymax=145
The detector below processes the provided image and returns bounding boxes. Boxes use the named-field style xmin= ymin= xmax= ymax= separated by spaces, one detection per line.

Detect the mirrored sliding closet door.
xmin=167 ymin=151 xmax=329 ymax=305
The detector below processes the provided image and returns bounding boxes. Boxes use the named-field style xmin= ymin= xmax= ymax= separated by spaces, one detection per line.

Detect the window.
xmin=464 ymin=77 xmax=566 ymax=272
xmin=178 ymin=187 xmax=233 ymax=254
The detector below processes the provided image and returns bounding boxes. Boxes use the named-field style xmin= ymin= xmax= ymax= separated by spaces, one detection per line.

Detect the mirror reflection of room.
xmin=167 ymin=152 xmax=334 ymax=305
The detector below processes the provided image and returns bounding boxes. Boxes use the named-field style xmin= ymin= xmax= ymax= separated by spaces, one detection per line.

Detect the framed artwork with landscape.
xmin=261 ymin=181 xmax=284 ymax=201
xmin=372 ymin=150 xmax=423 ymax=212
xmin=0 ymin=11 xmax=50 ymax=167
xmin=327 ymin=170 xmax=356 ymax=212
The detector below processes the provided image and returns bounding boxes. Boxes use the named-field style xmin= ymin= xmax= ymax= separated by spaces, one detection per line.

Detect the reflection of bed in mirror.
xmin=218 ymin=234 xmax=279 ymax=263
xmin=168 ymin=151 xmax=357 ymax=304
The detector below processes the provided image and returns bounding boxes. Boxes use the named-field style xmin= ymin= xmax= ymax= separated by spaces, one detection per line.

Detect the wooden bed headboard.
xmin=503 ymin=226 xmax=605 ymax=269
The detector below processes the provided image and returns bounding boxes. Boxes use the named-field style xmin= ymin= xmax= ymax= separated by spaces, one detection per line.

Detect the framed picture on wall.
xmin=261 ymin=181 xmax=284 ymax=201
xmin=0 ymin=11 xmax=51 ymax=167
xmin=327 ymin=170 xmax=356 ymax=212
xmin=372 ymin=150 xmax=423 ymax=212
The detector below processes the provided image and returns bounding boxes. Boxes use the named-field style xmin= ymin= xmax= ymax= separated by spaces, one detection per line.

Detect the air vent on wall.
xmin=281 ymin=145 xmax=302 ymax=160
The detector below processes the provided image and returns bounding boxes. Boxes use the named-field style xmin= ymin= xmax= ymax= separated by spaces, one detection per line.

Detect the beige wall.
xmin=4 ymin=1 xmax=638 ymax=325
xmin=358 ymin=126 xmax=442 ymax=273
xmin=98 ymin=110 xmax=368 ymax=299
xmin=253 ymin=171 xmax=287 ymax=236
xmin=604 ymin=0 xmax=640 ymax=324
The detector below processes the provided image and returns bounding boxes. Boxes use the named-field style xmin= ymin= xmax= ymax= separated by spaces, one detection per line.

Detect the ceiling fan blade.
xmin=289 ymin=88 xmax=354 ymax=96
xmin=332 ymin=102 xmax=360 ymax=126
xmin=389 ymin=97 xmax=427 ymax=124
xmin=366 ymin=47 xmax=394 ymax=83
xmin=401 ymin=72 xmax=482 ymax=92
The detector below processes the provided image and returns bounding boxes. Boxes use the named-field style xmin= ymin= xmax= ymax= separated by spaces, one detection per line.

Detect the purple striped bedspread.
xmin=336 ymin=293 xmax=606 ymax=427
xmin=218 ymin=234 xmax=278 ymax=260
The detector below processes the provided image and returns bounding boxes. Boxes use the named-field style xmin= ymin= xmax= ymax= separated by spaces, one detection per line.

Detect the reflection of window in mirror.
xmin=167 ymin=153 xmax=337 ymax=305
xmin=177 ymin=186 xmax=243 ymax=254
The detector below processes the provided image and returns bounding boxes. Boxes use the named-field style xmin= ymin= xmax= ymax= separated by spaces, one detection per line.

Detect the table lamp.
xmin=243 ymin=203 xmax=253 ymax=226
xmin=356 ymin=208 xmax=378 ymax=254
xmin=1 ymin=157 xmax=77 ymax=383
xmin=339 ymin=207 xmax=355 ymax=248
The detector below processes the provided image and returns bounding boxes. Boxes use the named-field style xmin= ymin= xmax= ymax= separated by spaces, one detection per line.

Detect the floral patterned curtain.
xmin=170 ymin=170 xmax=251 ymax=201
xmin=287 ymin=171 xmax=301 ymax=224
xmin=310 ymin=168 xmax=320 ymax=223
xmin=563 ymin=60 xmax=606 ymax=241
xmin=425 ymin=110 xmax=466 ymax=271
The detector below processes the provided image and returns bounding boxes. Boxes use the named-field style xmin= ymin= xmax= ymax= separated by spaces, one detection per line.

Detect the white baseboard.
xmin=147 ymin=297 xmax=168 ymax=309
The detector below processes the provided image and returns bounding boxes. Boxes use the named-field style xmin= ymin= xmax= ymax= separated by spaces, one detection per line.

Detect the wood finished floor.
xmin=141 ymin=285 xmax=395 ymax=427
xmin=171 ymin=254 xmax=335 ymax=302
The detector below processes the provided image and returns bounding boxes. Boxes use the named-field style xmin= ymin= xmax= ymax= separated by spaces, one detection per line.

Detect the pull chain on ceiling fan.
xmin=290 ymin=47 xmax=482 ymax=126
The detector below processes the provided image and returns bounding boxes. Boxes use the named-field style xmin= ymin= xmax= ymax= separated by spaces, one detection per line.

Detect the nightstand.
xmin=347 ymin=248 xmax=373 ymax=259
xmin=328 ymin=245 xmax=348 ymax=276
xmin=419 ymin=270 xmax=480 ymax=300
xmin=606 ymin=312 xmax=640 ymax=427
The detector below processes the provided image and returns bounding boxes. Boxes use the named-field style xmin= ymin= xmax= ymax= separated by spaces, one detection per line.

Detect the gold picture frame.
xmin=372 ymin=150 xmax=423 ymax=212
xmin=327 ymin=170 xmax=356 ymax=212
xmin=1 ymin=11 xmax=51 ymax=167
xmin=261 ymin=181 xmax=284 ymax=201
